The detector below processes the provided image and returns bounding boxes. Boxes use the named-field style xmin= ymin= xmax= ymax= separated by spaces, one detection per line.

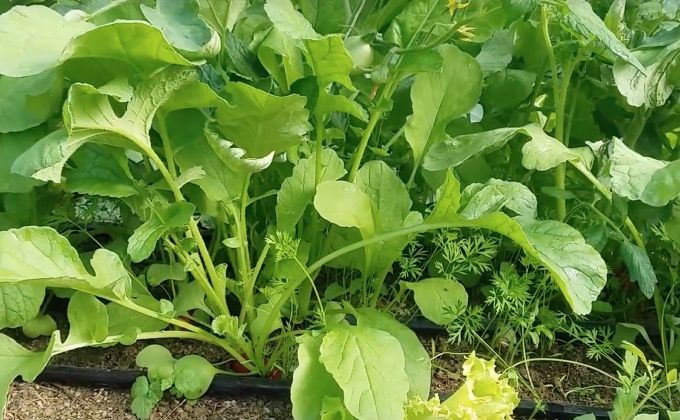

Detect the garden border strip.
xmin=33 ymin=365 xmax=613 ymax=419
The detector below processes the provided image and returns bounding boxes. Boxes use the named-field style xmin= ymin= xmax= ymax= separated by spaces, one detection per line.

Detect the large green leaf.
xmin=314 ymin=181 xmax=375 ymax=232
xmin=303 ymin=35 xmax=367 ymax=120
xmin=128 ymin=202 xmax=196 ymax=263
xmin=315 ymin=162 xmax=423 ymax=277
xmin=197 ymin=0 xmax=247 ymax=34
xmin=141 ymin=0 xmax=218 ymax=58
xmin=402 ymin=278 xmax=468 ymax=325
xmin=63 ymin=145 xmax=137 ymax=198
xmin=0 ymin=6 xmax=94 ymax=78
xmin=405 ymin=44 xmax=483 ymax=172
xmin=214 ymin=82 xmax=312 ymax=158
xmin=167 ymin=109 xmax=245 ymax=203
xmin=264 ymin=0 xmax=320 ymax=40
xmin=276 ymin=148 xmax=346 ymax=233
xmin=429 ymin=173 xmax=607 ymax=314
xmin=319 ymin=326 xmax=409 ymax=419
xmin=0 ymin=284 xmax=44 ymax=329
xmin=291 ymin=333 xmax=344 ymax=420
xmin=562 ymin=0 xmax=644 ymax=72
xmin=605 ymin=138 xmax=680 ymax=207
xmin=0 ymin=333 xmax=58 ymax=418
xmin=0 ymin=8 xmax=195 ymax=79
xmin=298 ymin=0 xmax=351 ymax=34
xmin=425 ymin=124 xmax=584 ymax=173
xmin=0 ymin=129 xmax=46 ymax=193
xmin=460 ymin=179 xmax=538 ymax=219
xmin=0 ymin=71 xmax=63 ymax=133
xmin=355 ymin=308 xmax=431 ymax=400
xmin=14 ymin=68 xmax=197 ymax=184
xmin=614 ymin=43 xmax=680 ymax=108
xmin=257 ymin=27 xmax=305 ymax=92
xmin=424 ymin=128 xmax=518 ymax=171
xmin=0 ymin=227 xmax=132 ymax=299
xmin=173 ymin=355 xmax=219 ymax=400
xmin=62 ymin=292 xmax=109 ymax=346
xmin=620 ymin=241 xmax=657 ymax=299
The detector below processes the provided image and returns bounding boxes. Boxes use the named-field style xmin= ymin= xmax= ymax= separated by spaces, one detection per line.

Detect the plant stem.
xmin=570 ymin=162 xmax=645 ymax=247
xmin=314 ymin=114 xmax=325 ymax=186
xmin=144 ymin=146 xmax=229 ymax=316
xmin=395 ymin=6 xmax=503 ymax=54
xmin=348 ymin=109 xmax=384 ymax=182
xmin=624 ymin=108 xmax=650 ymax=148
xmin=156 ymin=113 xmax=177 ymax=179
xmin=541 ymin=6 xmax=576 ymax=222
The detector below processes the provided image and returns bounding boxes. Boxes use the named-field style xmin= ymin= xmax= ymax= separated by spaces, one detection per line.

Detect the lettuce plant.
xmin=403 ymin=352 xmax=519 ymax=420
xmin=0 ymin=0 xmax=640 ymax=418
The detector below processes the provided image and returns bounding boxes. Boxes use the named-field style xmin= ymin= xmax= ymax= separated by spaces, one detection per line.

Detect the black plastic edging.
xmin=34 ymin=365 xmax=612 ymax=419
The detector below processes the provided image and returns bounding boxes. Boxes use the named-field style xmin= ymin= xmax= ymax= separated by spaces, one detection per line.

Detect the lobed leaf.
xmin=429 ymin=174 xmax=607 ymax=315
xmin=562 ymin=0 xmax=644 ymax=72
xmin=214 ymin=82 xmax=312 ymax=158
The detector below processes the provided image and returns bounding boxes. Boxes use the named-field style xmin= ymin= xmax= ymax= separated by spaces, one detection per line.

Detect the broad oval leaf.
xmin=173 ymin=355 xmax=219 ymax=400
xmin=291 ymin=333 xmax=344 ymax=420
xmin=461 ymin=179 xmax=537 ymax=219
xmin=141 ymin=0 xmax=218 ymax=58
xmin=620 ymin=241 xmax=657 ymax=299
xmin=606 ymin=138 xmax=680 ymax=207
xmin=319 ymin=326 xmax=409 ymax=419
xmin=276 ymin=148 xmax=346 ymax=233
xmin=355 ymin=308 xmax=431 ymax=399
xmin=0 ymin=5 xmax=94 ymax=77
xmin=405 ymin=44 xmax=483 ymax=172
xmin=403 ymin=278 xmax=468 ymax=325
xmin=214 ymin=82 xmax=312 ymax=158
xmin=0 ymin=70 xmax=63 ymax=133
xmin=63 ymin=291 xmax=109 ymax=346
xmin=0 ymin=284 xmax=44 ymax=329
xmin=264 ymin=0 xmax=320 ymax=40
xmin=0 ymin=226 xmax=132 ymax=299
xmin=314 ymin=181 xmax=375 ymax=232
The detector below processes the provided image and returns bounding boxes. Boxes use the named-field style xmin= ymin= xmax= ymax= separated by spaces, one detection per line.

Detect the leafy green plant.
xmin=573 ymin=342 xmax=680 ymax=420
xmin=0 ymin=0 xmax=654 ymax=418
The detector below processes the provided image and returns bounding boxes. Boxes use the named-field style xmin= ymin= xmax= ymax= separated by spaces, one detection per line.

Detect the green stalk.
xmin=144 ymin=146 xmax=229 ymax=316
xmin=541 ymin=6 xmax=574 ymax=222
xmin=395 ymin=6 xmax=503 ymax=54
xmin=348 ymin=109 xmax=384 ymax=182
xmin=624 ymin=108 xmax=651 ymax=149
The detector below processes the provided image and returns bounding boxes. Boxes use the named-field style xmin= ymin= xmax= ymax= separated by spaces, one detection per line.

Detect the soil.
xmin=424 ymin=336 xmax=617 ymax=408
xmin=6 ymin=383 xmax=293 ymax=420
xmin=6 ymin=330 xmax=625 ymax=418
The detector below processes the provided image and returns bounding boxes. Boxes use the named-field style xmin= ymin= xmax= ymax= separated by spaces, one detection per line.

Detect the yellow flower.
xmin=448 ymin=0 xmax=470 ymax=15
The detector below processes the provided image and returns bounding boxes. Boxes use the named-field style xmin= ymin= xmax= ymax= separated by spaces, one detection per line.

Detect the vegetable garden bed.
xmin=2 ymin=0 xmax=680 ymax=419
